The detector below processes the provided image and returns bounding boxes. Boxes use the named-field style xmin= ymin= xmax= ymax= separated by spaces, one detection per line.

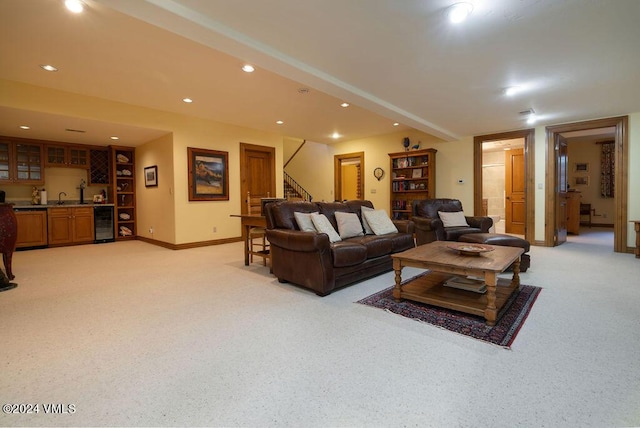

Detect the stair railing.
xmin=284 ymin=171 xmax=313 ymax=201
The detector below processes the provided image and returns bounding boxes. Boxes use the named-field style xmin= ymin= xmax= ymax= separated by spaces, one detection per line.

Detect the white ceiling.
xmin=1 ymin=0 xmax=639 ymax=146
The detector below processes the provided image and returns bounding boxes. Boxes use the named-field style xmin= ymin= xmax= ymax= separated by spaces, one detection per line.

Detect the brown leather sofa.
xmin=412 ymin=198 xmax=493 ymax=245
xmin=265 ymin=200 xmax=415 ymax=296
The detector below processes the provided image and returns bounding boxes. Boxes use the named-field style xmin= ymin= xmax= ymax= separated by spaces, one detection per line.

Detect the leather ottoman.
xmin=458 ymin=233 xmax=530 ymax=272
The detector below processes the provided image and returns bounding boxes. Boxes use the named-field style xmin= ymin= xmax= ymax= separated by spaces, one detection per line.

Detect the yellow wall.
xmin=2 ymin=79 xmax=639 ymax=249
xmin=0 ymin=79 xmax=284 ymax=245
xmin=136 ymin=133 xmax=175 ymax=243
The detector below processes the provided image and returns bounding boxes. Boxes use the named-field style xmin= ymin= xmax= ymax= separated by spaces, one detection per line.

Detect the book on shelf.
xmin=443 ymin=276 xmax=486 ymax=293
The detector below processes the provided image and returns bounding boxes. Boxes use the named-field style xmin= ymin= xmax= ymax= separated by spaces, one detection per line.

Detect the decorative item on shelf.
xmin=122 ymin=169 xmax=132 ymax=176
xmin=373 ymin=167 xmax=384 ymax=181
xmin=116 ymin=154 xmax=129 ymax=163
xmin=119 ymin=225 xmax=132 ymax=236
xmin=31 ymin=187 xmax=40 ymax=205
xmin=116 ymin=171 xmax=123 ymax=176
xmin=411 ymin=141 xmax=421 ymax=150
xmin=403 ymin=137 xmax=410 ymax=152
xmin=119 ymin=212 xmax=130 ymax=220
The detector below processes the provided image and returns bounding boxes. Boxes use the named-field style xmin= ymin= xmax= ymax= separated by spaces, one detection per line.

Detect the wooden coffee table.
xmin=391 ymin=241 xmax=523 ymax=325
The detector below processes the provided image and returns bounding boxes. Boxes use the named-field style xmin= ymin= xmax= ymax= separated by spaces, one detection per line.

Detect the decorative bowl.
xmin=447 ymin=243 xmax=494 ymax=256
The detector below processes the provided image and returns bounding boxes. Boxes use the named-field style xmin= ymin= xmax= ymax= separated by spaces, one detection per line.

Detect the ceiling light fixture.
xmin=40 ymin=64 xmax=58 ymax=72
xmin=182 ymin=98 xmax=193 ymax=103
xmin=526 ymin=115 xmax=537 ymax=125
xmin=65 ymin=0 xmax=84 ymax=13
xmin=19 ymin=125 xmax=30 ymax=130
xmin=504 ymin=86 xmax=523 ymax=96
xmin=340 ymin=102 xmax=350 ymax=108
xmin=332 ymin=132 xmax=341 ymax=139
xmin=448 ymin=2 xmax=473 ymax=24
xmin=110 ymin=136 xmax=119 ymax=140
xmin=242 ymin=64 xmax=255 ymax=73
xmin=276 ymin=120 xmax=284 ymax=125
xmin=393 ymin=122 xmax=399 ymax=126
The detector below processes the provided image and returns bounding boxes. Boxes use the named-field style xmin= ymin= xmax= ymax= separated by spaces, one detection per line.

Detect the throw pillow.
xmin=362 ymin=209 xmax=398 ymax=235
xmin=360 ymin=206 xmax=375 ymax=235
xmin=335 ymin=211 xmax=364 ymax=239
xmin=438 ymin=211 xmax=469 ymax=227
xmin=310 ymin=213 xmax=342 ymax=243
xmin=294 ymin=211 xmax=318 ymax=232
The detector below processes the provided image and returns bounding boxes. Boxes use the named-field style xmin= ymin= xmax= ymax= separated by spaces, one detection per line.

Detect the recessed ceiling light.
xmin=65 ymin=0 xmax=84 ymax=13
xmin=393 ymin=122 xmax=399 ymax=127
xmin=526 ymin=115 xmax=537 ymax=125
xmin=19 ymin=125 xmax=30 ymax=130
xmin=182 ymin=98 xmax=193 ymax=103
xmin=448 ymin=2 xmax=473 ymax=24
xmin=298 ymin=88 xmax=310 ymax=95
xmin=504 ymin=86 xmax=523 ymax=96
xmin=242 ymin=64 xmax=255 ymax=73
xmin=332 ymin=132 xmax=341 ymax=139
xmin=110 ymin=136 xmax=119 ymax=140
xmin=276 ymin=120 xmax=284 ymax=125
xmin=40 ymin=64 xmax=58 ymax=72
xmin=340 ymin=102 xmax=350 ymax=108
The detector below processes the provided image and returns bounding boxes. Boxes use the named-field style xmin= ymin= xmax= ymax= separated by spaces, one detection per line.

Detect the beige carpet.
xmin=2 ymin=228 xmax=639 ymax=427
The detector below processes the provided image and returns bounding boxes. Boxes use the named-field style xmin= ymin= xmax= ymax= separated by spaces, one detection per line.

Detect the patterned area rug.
xmin=357 ymin=279 xmax=541 ymax=348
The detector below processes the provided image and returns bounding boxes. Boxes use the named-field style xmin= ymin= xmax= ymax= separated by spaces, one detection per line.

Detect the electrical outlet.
xmin=149 ymin=227 xmax=153 ymax=234
xmin=213 ymin=226 xmax=217 ymax=233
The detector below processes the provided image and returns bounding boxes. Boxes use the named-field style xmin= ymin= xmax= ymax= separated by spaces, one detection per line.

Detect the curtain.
xmin=600 ymin=141 xmax=615 ymax=198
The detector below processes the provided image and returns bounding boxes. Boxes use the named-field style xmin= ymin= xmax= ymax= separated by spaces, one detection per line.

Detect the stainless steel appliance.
xmin=94 ymin=205 xmax=115 ymax=243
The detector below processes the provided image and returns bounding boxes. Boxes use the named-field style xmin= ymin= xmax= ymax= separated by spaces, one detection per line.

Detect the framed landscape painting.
xmin=187 ymin=147 xmax=229 ymax=201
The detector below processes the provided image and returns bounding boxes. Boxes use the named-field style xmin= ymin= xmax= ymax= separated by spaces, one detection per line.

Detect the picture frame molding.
xmin=574 ymin=162 xmax=589 ymax=173
xmin=144 ymin=165 xmax=158 ymax=187
xmin=187 ymin=147 xmax=229 ymax=201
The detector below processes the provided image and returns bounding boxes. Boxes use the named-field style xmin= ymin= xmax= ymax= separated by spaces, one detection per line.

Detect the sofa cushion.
xmin=317 ymin=201 xmax=354 ymax=231
xmin=444 ymin=226 xmax=483 ymax=241
xmin=335 ymin=211 xmax=364 ymax=239
xmin=311 ymin=213 xmax=342 ymax=243
xmin=330 ymin=241 xmax=368 ymax=267
xmin=348 ymin=235 xmax=393 ymax=258
xmin=294 ymin=211 xmax=318 ymax=232
xmin=363 ymin=209 xmax=398 ymax=235
xmin=438 ymin=211 xmax=469 ymax=227
xmin=386 ymin=232 xmax=416 ymax=252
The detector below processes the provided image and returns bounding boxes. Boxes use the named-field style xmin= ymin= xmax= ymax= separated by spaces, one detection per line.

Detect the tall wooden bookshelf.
xmin=111 ymin=146 xmax=136 ymax=239
xmin=389 ymin=148 xmax=437 ymax=220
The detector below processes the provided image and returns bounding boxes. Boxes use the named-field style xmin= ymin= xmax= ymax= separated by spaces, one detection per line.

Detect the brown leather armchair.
xmin=412 ymin=198 xmax=493 ymax=245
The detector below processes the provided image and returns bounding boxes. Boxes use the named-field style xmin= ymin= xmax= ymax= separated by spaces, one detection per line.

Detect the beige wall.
xmin=0 ymin=80 xmax=284 ymax=245
xmin=2 ymin=79 xmax=639 ymax=249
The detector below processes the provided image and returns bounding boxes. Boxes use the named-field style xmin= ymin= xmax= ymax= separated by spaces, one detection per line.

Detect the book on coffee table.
xmin=443 ymin=276 xmax=486 ymax=293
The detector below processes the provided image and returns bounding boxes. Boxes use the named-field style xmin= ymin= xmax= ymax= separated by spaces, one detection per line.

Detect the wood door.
xmin=555 ymin=134 xmax=568 ymax=245
xmin=240 ymin=143 xmax=275 ymax=214
xmin=504 ymin=148 xmax=525 ymax=235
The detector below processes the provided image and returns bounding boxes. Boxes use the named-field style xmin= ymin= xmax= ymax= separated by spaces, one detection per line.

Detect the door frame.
xmin=545 ymin=116 xmax=628 ymax=252
xmin=334 ymin=152 xmax=364 ymax=201
xmin=239 ymin=142 xmax=276 ymax=214
xmin=473 ymin=129 xmax=535 ymax=245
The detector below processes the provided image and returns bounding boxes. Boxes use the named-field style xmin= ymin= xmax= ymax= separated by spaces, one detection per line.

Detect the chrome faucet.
xmin=58 ymin=191 xmax=67 ymax=205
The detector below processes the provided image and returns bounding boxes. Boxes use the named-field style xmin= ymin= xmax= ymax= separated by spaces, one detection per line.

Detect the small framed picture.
xmin=144 ymin=165 xmax=158 ymax=187
xmin=412 ymin=169 xmax=422 ymax=178
xmin=93 ymin=194 xmax=103 ymax=203
xmin=574 ymin=162 xmax=589 ymax=172
xmin=574 ymin=176 xmax=589 ymax=186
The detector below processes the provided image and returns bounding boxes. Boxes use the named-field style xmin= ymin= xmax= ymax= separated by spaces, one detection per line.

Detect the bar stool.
xmin=247 ymin=192 xmax=269 ymax=266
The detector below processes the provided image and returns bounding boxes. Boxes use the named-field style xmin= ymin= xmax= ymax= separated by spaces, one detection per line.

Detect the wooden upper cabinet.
xmin=45 ymin=143 xmax=89 ymax=168
xmin=0 ymin=139 xmax=44 ymax=184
